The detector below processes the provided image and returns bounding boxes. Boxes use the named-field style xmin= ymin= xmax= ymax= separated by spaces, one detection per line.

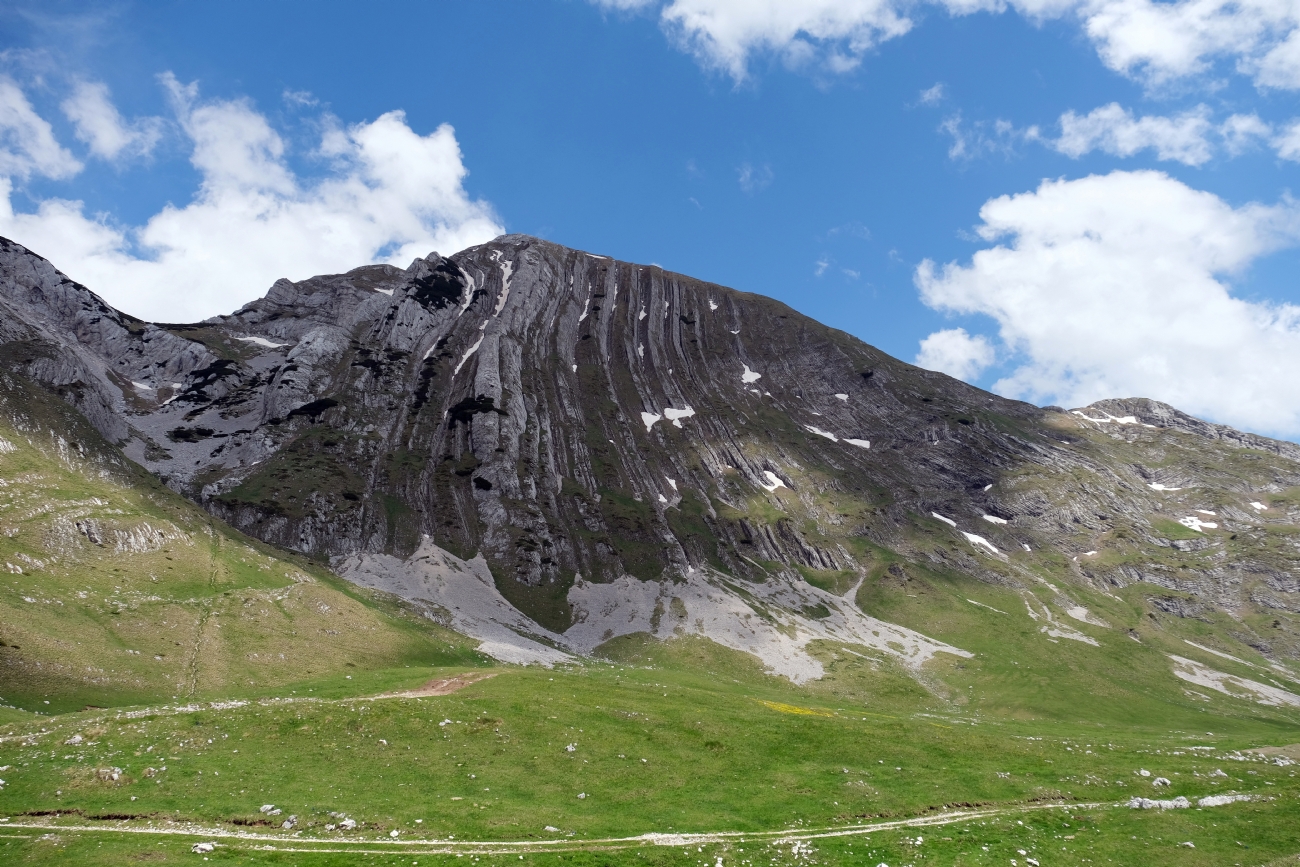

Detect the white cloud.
xmin=1221 ymin=112 xmax=1274 ymax=155
xmin=1042 ymin=102 xmax=1300 ymax=164
xmin=941 ymin=113 xmax=1035 ymax=160
xmin=915 ymin=327 xmax=995 ymax=381
xmin=1075 ymin=0 xmax=1300 ymax=90
xmin=593 ymin=0 xmax=1300 ymax=91
xmin=915 ymin=170 xmax=1300 ymax=436
xmin=1054 ymin=102 xmax=1215 ymax=165
xmin=591 ymin=0 xmax=915 ymax=79
xmin=1274 ymin=118 xmax=1300 ymax=160
xmin=737 ymin=161 xmax=773 ymax=192
xmin=918 ymin=82 xmax=946 ymax=104
xmin=0 ymin=77 xmax=81 ymax=180
xmin=60 ymin=81 xmax=163 ymax=162
xmin=0 ymin=76 xmax=502 ymax=323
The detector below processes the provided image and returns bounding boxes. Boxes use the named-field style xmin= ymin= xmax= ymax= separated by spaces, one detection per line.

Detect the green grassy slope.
xmin=0 ymin=373 xmax=487 ymax=713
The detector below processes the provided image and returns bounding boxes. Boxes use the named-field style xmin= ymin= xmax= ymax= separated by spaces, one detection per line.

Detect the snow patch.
xmin=741 ymin=365 xmax=761 ymax=384
xmin=641 ymin=412 xmax=662 ymax=432
xmin=578 ymin=297 xmax=591 ymax=323
xmin=834 ymin=393 xmax=848 ymax=401
xmin=760 ymin=471 xmax=786 ymax=492
xmin=708 ymin=299 xmax=718 ymax=311
xmin=452 ymin=335 xmax=485 ymax=376
xmin=805 ymin=425 xmax=838 ymax=442
xmin=666 ymin=478 xmax=677 ymax=491
xmin=962 ymin=532 xmax=1000 ymax=555
xmin=1022 ymin=543 xmax=1032 ymax=552
xmin=638 ymin=307 xmax=647 ymax=321
xmin=131 ymin=381 xmax=154 ymax=391
xmin=1250 ymin=501 xmax=1268 ymax=511
xmin=1178 ymin=516 xmax=1218 ymax=532
xmin=1072 ymin=410 xmax=1140 ymax=425
xmin=981 ymin=514 xmax=1007 ymax=525
xmin=373 ymin=287 xmax=394 ymax=296
xmin=663 ymin=406 xmax=695 ymax=427
xmin=492 ymin=261 xmax=514 ymax=316
xmin=844 ymin=438 xmax=870 ymax=449
xmin=1195 ymin=509 xmax=1217 ymax=516
xmin=1148 ymin=483 xmax=1183 ymax=491
xmin=983 ymin=483 xmax=993 ymax=491
xmin=931 ymin=512 xmax=956 ymax=528
xmin=637 ymin=343 xmax=644 ymax=359
xmin=235 ymin=336 xmax=288 ymax=350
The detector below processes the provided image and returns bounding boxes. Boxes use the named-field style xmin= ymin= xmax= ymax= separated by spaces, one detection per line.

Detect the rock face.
xmin=3 ymin=232 xmax=1300 ymax=671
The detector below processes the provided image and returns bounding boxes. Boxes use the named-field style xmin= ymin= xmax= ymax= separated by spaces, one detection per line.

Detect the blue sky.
xmin=2 ymin=0 xmax=1300 ymax=435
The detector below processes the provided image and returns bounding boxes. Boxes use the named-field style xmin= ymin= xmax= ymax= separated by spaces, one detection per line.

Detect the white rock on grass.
xmin=1128 ymin=796 xmax=1189 ymax=809
xmin=191 ymin=842 xmax=216 ymax=853
xmin=1168 ymin=654 xmax=1300 ymax=708
xmin=1198 ymin=794 xmax=1252 ymax=807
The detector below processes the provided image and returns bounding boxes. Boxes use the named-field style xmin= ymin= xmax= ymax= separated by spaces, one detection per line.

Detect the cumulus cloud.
xmin=0 ymin=75 xmax=503 ymax=323
xmin=591 ymin=0 xmax=915 ymax=79
xmin=1041 ymin=103 xmax=1300 ymax=164
xmin=915 ymin=327 xmax=996 ymax=381
xmin=593 ymin=0 xmax=1300 ymax=91
xmin=60 ymin=81 xmax=164 ymax=161
xmin=0 ymin=77 xmax=81 ymax=180
xmin=1076 ymin=0 xmax=1300 ymax=90
xmin=1053 ymin=103 xmax=1215 ymax=165
xmin=915 ymin=170 xmax=1300 ymax=436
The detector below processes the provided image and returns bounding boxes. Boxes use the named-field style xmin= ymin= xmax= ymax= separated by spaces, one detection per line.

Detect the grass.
xmin=0 ymin=377 xmax=486 ymax=713
xmin=0 ymin=651 xmax=1296 ymax=865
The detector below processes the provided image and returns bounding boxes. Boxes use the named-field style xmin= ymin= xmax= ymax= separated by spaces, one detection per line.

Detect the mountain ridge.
xmin=2 ymin=232 xmax=1299 ymax=678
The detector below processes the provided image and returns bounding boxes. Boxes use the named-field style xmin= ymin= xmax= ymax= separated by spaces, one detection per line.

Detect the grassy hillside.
xmin=0 ymin=648 xmax=1295 ymax=865
xmin=0 ymin=373 xmax=487 ymax=713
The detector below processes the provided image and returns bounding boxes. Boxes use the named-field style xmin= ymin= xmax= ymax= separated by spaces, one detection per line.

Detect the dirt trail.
xmin=369 ymin=671 xmax=497 ymax=699
xmin=0 ymin=800 xmax=1101 ymax=856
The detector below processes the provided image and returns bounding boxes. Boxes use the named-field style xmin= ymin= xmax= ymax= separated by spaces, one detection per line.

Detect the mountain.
xmin=1 ymin=233 xmax=1299 ymax=694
